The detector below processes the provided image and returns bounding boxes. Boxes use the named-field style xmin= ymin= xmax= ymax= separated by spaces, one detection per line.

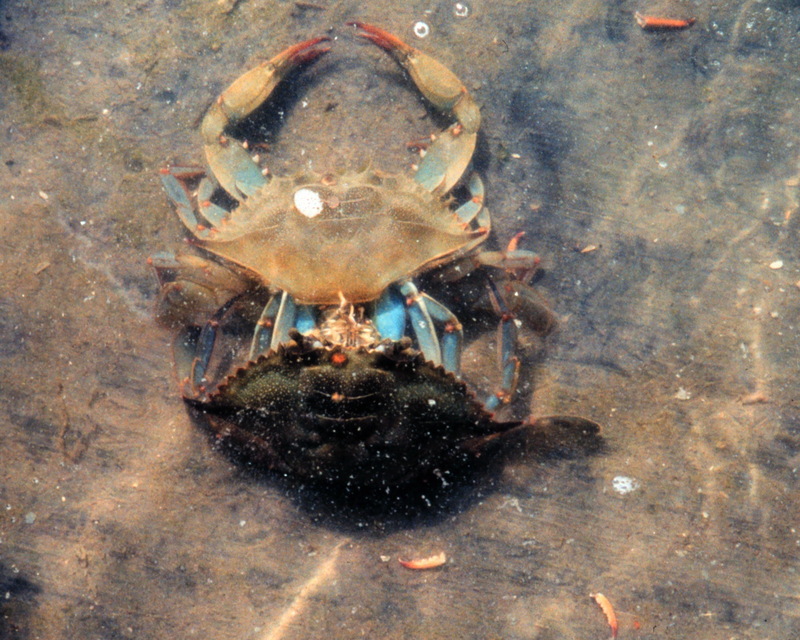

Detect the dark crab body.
xmin=194 ymin=334 xmax=517 ymax=488
xmin=191 ymin=331 xmax=598 ymax=492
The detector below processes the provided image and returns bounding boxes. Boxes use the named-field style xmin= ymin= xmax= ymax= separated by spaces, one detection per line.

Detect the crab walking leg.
xmin=374 ymin=286 xmax=407 ymax=341
xmin=196 ymin=172 xmax=229 ymax=227
xmin=416 ymin=293 xmax=464 ymax=376
xmin=476 ymin=248 xmax=556 ymax=336
xmin=160 ymin=167 xmax=217 ymax=241
xmin=295 ymin=305 xmax=317 ymax=335
xmin=180 ymin=295 xmax=243 ymax=398
xmin=174 ymin=325 xmax=202 ymax=395
xmin=484 ymin=278 xmax=521 ymax=411
xmin=201 ymin=36 xmax=331 ymax=200
xmin=249 ymin=294 xmax=282 ymax=360
xmin=502 ymin=280 xmax=556 ymax=336
xmin=249 ymin=296 xmax=315 ymax=359
xmin=149 ymin=251 xmax=252 ymax=329
xmin=348 ymin=21 xmax=480 ymax=194
xmin=399 ymin=281 xmax=442 ymax=367
xmin=453 ymin=174 xmax=485 ymax=226
xmin=269 ymin=292 xmax=298 ymax=351
xmin=475 ymin=248 xmax=540 ymax=284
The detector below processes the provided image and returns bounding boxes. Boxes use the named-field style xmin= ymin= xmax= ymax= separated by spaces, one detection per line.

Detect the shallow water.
xmin=2 ymin=1 xmax=800 ymax=638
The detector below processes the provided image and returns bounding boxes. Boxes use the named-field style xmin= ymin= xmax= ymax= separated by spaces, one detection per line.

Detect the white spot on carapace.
xmin=294 ymin=188 xmax=324 ymax=218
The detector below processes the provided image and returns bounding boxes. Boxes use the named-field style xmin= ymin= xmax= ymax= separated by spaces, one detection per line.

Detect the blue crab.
xmin=151 ymin=23 xmax=551 ymax=406
xmin=150 ymin=23 xmax=598 ymax=491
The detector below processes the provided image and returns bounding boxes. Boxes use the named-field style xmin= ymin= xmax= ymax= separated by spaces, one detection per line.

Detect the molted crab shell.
xmin=193 ymin=169 xmax=488 ymax=305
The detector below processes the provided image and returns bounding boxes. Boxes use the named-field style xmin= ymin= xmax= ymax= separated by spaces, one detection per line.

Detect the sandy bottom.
xmin=2 ymin=1 xmax=799 ymax=638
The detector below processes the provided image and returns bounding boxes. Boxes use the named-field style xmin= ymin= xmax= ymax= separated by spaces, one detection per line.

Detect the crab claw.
xmin=347 ymin=21 xmax=411 ymax=54
xmin=201 ymin=36 xmax=331 ymax=200
xmin=348 ymin=21 xmax=480 ymax=194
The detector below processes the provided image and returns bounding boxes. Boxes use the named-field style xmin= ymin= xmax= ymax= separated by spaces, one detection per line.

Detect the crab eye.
xmin=294 ymin=188 xmax=324 ymax=218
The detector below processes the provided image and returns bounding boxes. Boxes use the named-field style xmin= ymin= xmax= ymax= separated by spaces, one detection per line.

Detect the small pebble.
xmin=674 ymin=387 xmax=691 ymax=400
xmin=740 ymin=392 xmax=768 ymax=405
xmin=769 ymin=260 xmax=783 ymax=270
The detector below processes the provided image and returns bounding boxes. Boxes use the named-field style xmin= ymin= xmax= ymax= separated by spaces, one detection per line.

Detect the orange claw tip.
xmin=283 ymin=36 xmax=332 ymax=65
xmin=290 ymin=35 xmax=332 ymax=49
xmin=634 ymin=11 xmax=696 ymax=30
xmin=346 ymin=21 xmax=409 ymax=51
xmin=590 ymin=592 xmax=618 ymax=639
xmin=398 ymin=552 xmax=447 ymax=570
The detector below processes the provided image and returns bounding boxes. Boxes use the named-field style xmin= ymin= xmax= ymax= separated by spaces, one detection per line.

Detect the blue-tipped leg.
xmin=249 ymin=294 xmax=282 ymax=360
xmin=196 ymin=174 xmax=230 ymax=227
xmin=160 ymin=168 xmax=217 ymax=240
xmin=374 ymin=286 xmax=406 ymax=341
xmin=270 ymin=292 xmax=297 ymax=351
xmin=453 ymin=174 xmax=485 ymax=225
xmin=415 ymin=291 xmax=464 ymax=376
xmin=295 ymin=304 xmax=317 ymax=334
xmin=483 ymin=278 xmax=522 ymax=411
xmin=400 ymin=281 xmax=442 ymax=367
xmin=180 ymin=294 xmax=242 ymax=397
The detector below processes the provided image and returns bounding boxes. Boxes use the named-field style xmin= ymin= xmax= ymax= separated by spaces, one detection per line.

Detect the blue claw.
xmin=160 ymin=168 xmax=218 ymax=239
xmin=208 ymin=143 xmax=267 ymax=200
xmin=191 ymin=319 xmax=218 ymax=388
xmin=483 ymin=277 xmax=523 ymax=408
xmin=183 ymin=295 xmax=242 ymax=396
